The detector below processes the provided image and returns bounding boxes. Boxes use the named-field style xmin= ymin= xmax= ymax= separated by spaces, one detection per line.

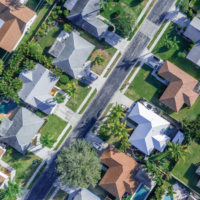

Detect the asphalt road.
xmin=26 ymin=0 xmax=176 ymax=199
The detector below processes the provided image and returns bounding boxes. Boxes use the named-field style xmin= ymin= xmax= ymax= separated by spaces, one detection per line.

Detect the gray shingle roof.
xmin=196 ymin=165 xmax=200 ymax=176
xmin=186 ymin=42 xmax=200 ymax=66
xmin=18 ymin=63 xmax=59 ymax=115
xmin=66 ymin=0 xmax=108 ymax=39
xmin=74 ymin=189 xmax=100 ymax=200
xmin=0 ymin=108 xmax=44 ymax=154
xmin=51 ymin=31 xmax=95 ymax=78
xmin=184 ymin=17 xmax=200 ymax=42
xmin=0 ymin=118 xmax=13 ymax=137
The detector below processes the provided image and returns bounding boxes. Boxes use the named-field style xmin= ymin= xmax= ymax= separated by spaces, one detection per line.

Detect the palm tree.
xmin=165 ymin=171 xmax=172 ymax=181
xmin=0 ymin=59 xmax=4 ymax=75
xmin=167 ymin=142 xmax=189 ymax=161
xmin=167 ymin=187 xmax=176 ymax=199
xmin=40 ymin=134 xmax=57 ymax=148
xmin=164 ymin=35 xmax=172 ymax=49
xmin=27 ymin=60 xmax=35 ymax=71
xmin=155 ymin=186 xmax=165 ymax=200
xmin=94 ymin=0 xmax=107 ymax=10
xmin=65 ymin=83 xmax=77 ymax=98
xmin=121 ymin=138 xmax=131 ymax=151
xmin=100 ymin=123 xmax=110 ymax=136
xmin=108 ymin=104 xmax=126 ymax=123
xmin=23 ymin=59 xmax=30 ymax=69
xmin=114 ymin=121 xmax=131 ymax=140
xmin=171 ymin=36 xmax=180 ymax=50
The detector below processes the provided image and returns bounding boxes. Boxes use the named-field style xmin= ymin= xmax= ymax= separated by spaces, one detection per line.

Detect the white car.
xmin=152 ymin=55 xmax=162 ymax=63
xmin=148 ymin=61 xmax=159 ymax=69
xmin=93 ymin=142 xmax=103 ymax=151
xmin=87 ymin=72 xmax=98 ymax=81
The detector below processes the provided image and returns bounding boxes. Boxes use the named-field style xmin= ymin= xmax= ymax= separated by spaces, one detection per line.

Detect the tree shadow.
xmin=130 ymin=0 xmax=142 ymax=8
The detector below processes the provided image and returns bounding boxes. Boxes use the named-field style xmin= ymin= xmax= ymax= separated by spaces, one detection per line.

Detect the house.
xmin=18 ymin=63 xmax=60 ymax=115
xmin=0 ymin=107 xmax=44 ymax=154
xmin=158 ymin=61 xmax=199 ymax=112
xmin=74 ymin=188 xmax=100 ymax=200
xmin=184 ymin=17 xmax=200 ymax=66
xmin=196 ymin=166 xmax=200 ymax=188
xmin=49 ymin=31 xmax=95 ymax=78
xmin=99 ymin=145 xmax=154 ymax=200
xmin=0 ymin=0 xmax=36 ymax=52
xmin=128 ymin=102 xmax=170 ymax=155
xmin=66 ymin=0 xmax=108 ymax=40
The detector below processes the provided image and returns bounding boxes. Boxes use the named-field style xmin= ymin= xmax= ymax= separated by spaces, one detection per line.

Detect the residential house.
xmin=0 ymin=107 xmax=44 ymax=154
xmin=99 ymin=145 xmax=154 ymax=200
xmin=74 ymin=188 xmax=100 ymax=200
xmin=196 ymin=166 xmax=200 ymax=188
xmin=128 ymin=102 xmax=170 ymax=155
xmin=0 ymin=0 xmax=36 ymax=52
xmin=18 ymin=63 xmax=60 ymax=115
xmin=66 ymin=0 xmax=108 ymax=40
xmin=158 ymin=61 xmax=199 ymax=112
xmin=184 ymin=17 xmax=200 ymax=66
xmin=49 ymin=31 xmax=95 ymax=78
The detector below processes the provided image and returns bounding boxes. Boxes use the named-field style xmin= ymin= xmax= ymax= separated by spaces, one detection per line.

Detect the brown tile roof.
xmin=0 ymin=175 xmax=5 ymax=185
xmin=0 ymin=0 xmax=35 ymax=52
xmin=158 ymin=61 xmax=199 ymax=112
xmin=99 ymin=145 xmax=141 ymax=200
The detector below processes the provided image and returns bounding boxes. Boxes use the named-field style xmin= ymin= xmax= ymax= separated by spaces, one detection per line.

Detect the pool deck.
xmin=0 ymin=107 xmax=19 ymax=120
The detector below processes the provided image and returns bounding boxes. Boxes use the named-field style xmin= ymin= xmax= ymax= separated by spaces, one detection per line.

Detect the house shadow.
xmin=183 ymin=163 xmax=199 ymax=186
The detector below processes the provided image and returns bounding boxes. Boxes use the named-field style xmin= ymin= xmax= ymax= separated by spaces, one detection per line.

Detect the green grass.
xmin=172 ymin=140 xmax=200 ymax=194
xmin=58 ymin=76 xmax=92 ymax=112
xmin=26 ymin=0 xmax=39 ymax=10
xmin=79 ymin=89 xmax=97 ymax=114
xmin=46 ymin=187 xmax=57 ymax=200
xmin=148 ymin=19 xmax=169 ymax=50
xmin=2 ymin=151 xmax=42 ymax=184
xmin=28 ymin=162 xmax=47 ymax=189
xmin=54 ymin=125 xmax=72 ymax=150
xmin=128 ymin=0 xmax=157 ymax=41
xmin=190 ymin=0 xmax=200 ymax=10
xmin=41 ymin=114 xmax=68 ymax=147
xmin=37 ymin=23 xmax=63 ymax=55
xmin=53 ymin=189 xmax=68 ymax=200
xmin=152 ymin=22 xmax=200 ymax=79
xmin=104 ymin=52 xmax=121 ymax=77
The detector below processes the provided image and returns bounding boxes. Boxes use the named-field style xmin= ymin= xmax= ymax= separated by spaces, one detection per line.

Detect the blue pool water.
xmin=165 ymin=127 xmax=171 ymax=135
xmin=133 ymin=183 xmax=150 ymax=200
xmin=0 ymin=99 xmax=18 ymax=114
xmin=164 ymin=195 xmax=173 ymax=200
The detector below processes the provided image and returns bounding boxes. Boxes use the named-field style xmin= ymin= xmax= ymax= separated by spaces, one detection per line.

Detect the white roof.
xmin=0 ymin=19 xmax=5 ymax=29
xmin=172 ymin=131 xmax=184 ymax=144
xmin=128 ymin=102 xmax=170 ymax=155
xmin=190 ymin=17 xmax=200 ymax=31
xmin=64 ymin=0 xmax=78 ymax=10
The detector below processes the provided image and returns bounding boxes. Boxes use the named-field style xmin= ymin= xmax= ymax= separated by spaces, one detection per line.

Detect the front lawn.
xmin=80 ymin=31 xmax=117 ymax=75
xmin=41 ymin=114 xmax=67 ymax=146
xmin=57 ymin=75 xmax=92 ymax=112
xmin=152 ymin=22 xmax=200 ymax=80
xmin=37 ymin=23 xmax=63 ymax=55
xmin=172 ymin=141 xmax=200 ymax=193
xmin=2 ymin=150 xmax=42 ymax=185
xmin=53 ymin=189 xmax=68 ymax=200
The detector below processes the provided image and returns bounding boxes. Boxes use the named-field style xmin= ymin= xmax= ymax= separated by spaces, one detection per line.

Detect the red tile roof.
xmin=0 ymin=0 xmax=35 ymax=52
xmin=99 ymin=145 xmax=141 ymax=200
xmin=158 ymin=61 xmax=199 ymax=112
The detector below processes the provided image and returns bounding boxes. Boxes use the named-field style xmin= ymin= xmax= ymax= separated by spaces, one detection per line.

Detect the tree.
xmin=23 ymin=59 xmax=35 ymax=71
xmin=178 ymin=52 xmax=186 ymax=58
xmin=171 ymin=36 xmax=180 ymax=50
xmin=94 ymin=0 xmax=108 ymax=10
xmin=155 ymin=186 xmax=165 ymax=200
xmin=65 ymin=83 xmax=77 ymax=98
xmin=164 ymin=35 xmax=172 ymax=49
xmin=113 ymin=18 xmax=132 ymax=38
xmin=121 ymin=137 xmax=131 ymax=151
xmin=167 ymin=142 xmax=189 ymax=161
xmin=52 ymin=66 xmax=62 ymax=78
xmin=108 ymin=104 xmax=126 ymax=123
xmin=56 ymin=139 xmax=101 ymax=188
xmin=64 ymin=24 xmax=73 ymax=33
xmin=165 ymin=171 xmax=172 ymax=181
xmin=122 ymin=7 xmax=137 ymax=27
xmin=167 ymin=187 xmax=176 ymax=199
xmin=0 ymin=59 xmax=4 ymax=75
xmin=113 ymin=121 xmax=130 ymax=140
xmin=180 ymin=0 xmax=189 ymax=13
xmin=40 ymin=134 xmax=57 ymax=148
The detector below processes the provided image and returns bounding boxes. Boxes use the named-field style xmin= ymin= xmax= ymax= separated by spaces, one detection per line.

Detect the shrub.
xmin=183 ymin=27 xmax=187 ymax=31
xmin=41 ymin=23 xmax=47 ymax=30
xmin=64 ymin=24 xmax=73 ymax=32
xmin=51 ymin=11 xmax=58 ymax=19
xmin=115 ymin=10 xmax=121 ymax=17
xmin=39 ymin=28 xmax=46 ymax=36
xmin=54 ymin=6 xmax=61 ymax=10
xmin=37 ymin=112 xmax=42 ymax=117
xmin=47 ymin=17 xmax=52 ymax=21
xmin=18 ymin=103 xmax=23 ymax=108
xmin=178 ymin=52 xmax=186 ymax=58
xmin=101 ymin=38 xmax=105 ymax=42
xmin=189 ymin=44 xmax=194 ymax=48
xmin=187 ymin=48 xmax=191 ymax=52
xmin=103 ymin=20 xmax=109 ymax=25
xmin=64 ymin=10 xmax=69 ymax=17
xmin=58 ymin=10 xmax=62 ymax=14
xmin=180 ymin=0 xmax=189 ymax=13
xmin=139 ymin=156 xmax=143 ymax=160
xmin=108 ymin=25 xmax=114 ymax=32
xmin=191 ymin=40 xmax=195 ymax=45
xmin=177 ymin=25 xmax=181 ymax=30
xmin=60 ymin=75 xmax=69 ymax=84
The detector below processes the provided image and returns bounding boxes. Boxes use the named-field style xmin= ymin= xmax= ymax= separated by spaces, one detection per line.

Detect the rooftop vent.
xmin=0 ymin=19 xmax=5 ymax=29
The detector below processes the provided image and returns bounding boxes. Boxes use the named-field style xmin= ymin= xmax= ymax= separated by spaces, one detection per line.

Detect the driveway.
xmin=25 ymin=0 xmax=177 ymax=199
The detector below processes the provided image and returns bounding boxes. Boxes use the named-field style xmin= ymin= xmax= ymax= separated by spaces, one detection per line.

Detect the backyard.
xmin=80 ymin=31 xmax=117 ymax=75
xmin=172 ymin=140 xmax=200 ymax=194
xmin=40 ymin=114 xmax=67 ymax=147
xmin=57 ymin=74 xmax=92 ymax=112
xmin=152 ymin=22 xmax=200 ymax=80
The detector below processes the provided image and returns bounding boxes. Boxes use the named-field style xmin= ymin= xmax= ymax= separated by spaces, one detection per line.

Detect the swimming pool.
xmin=133 ymin=183 xmax=150 ymax=200
xmin=163 ymin=195 xmax=173 ymax=200
xmin=0 ymin=100 xmax=18 ymax=114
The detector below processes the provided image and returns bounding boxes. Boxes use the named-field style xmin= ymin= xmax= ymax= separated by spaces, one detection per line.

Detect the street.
xmin=26 ymin=0 xmax=176 ymax=199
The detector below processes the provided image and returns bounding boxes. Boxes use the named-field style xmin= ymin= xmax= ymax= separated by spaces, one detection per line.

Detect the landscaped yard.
xmin=37 ymin=23 xmax=63 ymax=55
xmin=80 ymin=31 xmax=117 ymax=75
xmin=40 ymin=114 xmax=67 ymax=147
xmin=53 ymin=189 xmax=68 ymax=200
xmin=57 ymin=74 xmax=92 ymax=112
xmin=152 ymin=22 xmax=200 ymax=80
xmin=191 ymin=0 xmax=200 ymax=10
xmin=172 ymin=141 xmax=200 ymax=193
xmin=2 ymin=150 xmax=42 ymax=184
xmin=26 ymin=0 xmax=40 ymax=10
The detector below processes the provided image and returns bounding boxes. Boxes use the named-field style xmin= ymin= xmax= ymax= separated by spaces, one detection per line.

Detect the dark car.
xmin=152 ymin=55 xmax=162 ymax=63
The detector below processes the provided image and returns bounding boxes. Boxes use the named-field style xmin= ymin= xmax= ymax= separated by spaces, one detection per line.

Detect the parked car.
xmin=87 ymin=72 xmax=98 ymax=81
xmin=79 ymin=77 xmax=92 ymax=85
xmin=148 ymin=61 xmax=159 ymax=69
xmin=152 ymin=55 xmax=162 ymax=63
xmin=93 ymin=142 xmax=103 ymax=151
